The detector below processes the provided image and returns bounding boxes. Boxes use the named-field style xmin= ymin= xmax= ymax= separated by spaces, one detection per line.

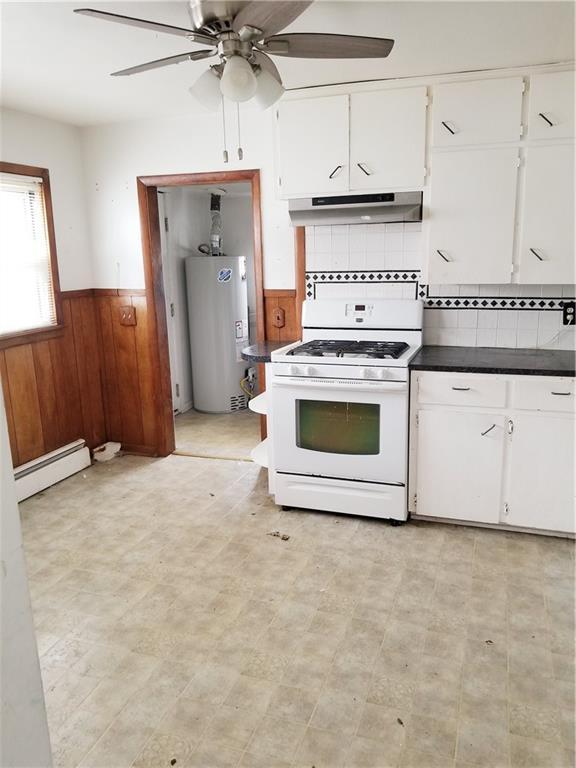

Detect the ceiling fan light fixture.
xmin=253 ymin=66 xmax=284 ymax=110
xmin=219 ymin=55 xmax=257 ymax=102
xmin=189 ymin=67 xmax=222 ymax=111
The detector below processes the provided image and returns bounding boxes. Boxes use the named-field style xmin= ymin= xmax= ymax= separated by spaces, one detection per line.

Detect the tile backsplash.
xmin=304 ymin=224 xmax=575 ymax=351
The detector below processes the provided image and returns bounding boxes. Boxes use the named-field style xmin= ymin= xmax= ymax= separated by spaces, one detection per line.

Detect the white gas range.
xmin=266 ymin=298 xmax=423 ymax=522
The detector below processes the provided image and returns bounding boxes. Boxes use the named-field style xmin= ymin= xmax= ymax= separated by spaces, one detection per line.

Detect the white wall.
xmin=161 ymin=187 xmax=210 ymax=411
xmin=220 ymin=194 xmax=257 ymax=335
xmin=0 ymin=108 xmax=94 ymax=290
xmin=81 ymin=106 xmax=293 ymax=290
xmin=0 ymin=392 xmax=52 ymax=768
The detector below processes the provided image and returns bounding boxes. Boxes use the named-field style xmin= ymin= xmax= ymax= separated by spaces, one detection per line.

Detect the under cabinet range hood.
xmin=288 ymin=191 xmax=423 ymax=227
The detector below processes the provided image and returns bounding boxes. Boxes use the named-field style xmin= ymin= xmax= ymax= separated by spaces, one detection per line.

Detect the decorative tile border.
xmin=306 ymin=271 xmax=420 ymax=299
xmin=306 ymin=270 xmax=574 ymax=310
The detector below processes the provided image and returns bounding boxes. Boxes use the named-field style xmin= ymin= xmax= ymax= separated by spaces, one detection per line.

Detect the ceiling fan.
xmin=74 ymin=1 xmax=394 ymax=110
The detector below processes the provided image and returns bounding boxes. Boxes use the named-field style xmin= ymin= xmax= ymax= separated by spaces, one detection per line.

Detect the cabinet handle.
xmin=538 ymin=112 xmax=554 ymax=127
xmin=329 ymin=165 xmax=343 ymax=179
xmin=451 ymin=386 xmax=470 ymax=391
xmin=507 ymin=419 xmax=514 ymax=435
xmin=481 ymin=423 xmax=496 ymax=436
xmin=437 ymin=250 xmax=451 ymax=262
xmin=441 ymin=120 xmax=456 ymax=135
xmin=357 ymin=162 xmax=373 ymax=176
xmin=551 ymin=391 xmax=572 ymax=396
xmin=530 ymin=248 xmax=544 ymax=261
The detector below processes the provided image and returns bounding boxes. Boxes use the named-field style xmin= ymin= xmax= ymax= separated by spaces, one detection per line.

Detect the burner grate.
xmin=288 ymin=340 xmax=410 ymax=360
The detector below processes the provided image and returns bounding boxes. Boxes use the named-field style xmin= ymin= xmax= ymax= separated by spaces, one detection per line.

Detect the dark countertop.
xmin=241 ymin=341 xmax=296 ymax=364
xmin=410 ymin=346 xmax=576 ymax=377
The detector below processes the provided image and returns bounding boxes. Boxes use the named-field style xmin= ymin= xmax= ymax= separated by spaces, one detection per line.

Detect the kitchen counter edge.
xmin=241 ymin=341 xmax=296 ymax=364
xmin=410 ymin=345 xmax=575 ymax=377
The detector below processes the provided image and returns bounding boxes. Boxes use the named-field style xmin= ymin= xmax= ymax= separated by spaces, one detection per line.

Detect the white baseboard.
xmin=14 ymin=441 xmax=91 ymax=502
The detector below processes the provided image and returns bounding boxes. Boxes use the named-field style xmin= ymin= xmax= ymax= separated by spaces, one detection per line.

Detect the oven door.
xmin=271 ymin=376 xmax=408 ymax=484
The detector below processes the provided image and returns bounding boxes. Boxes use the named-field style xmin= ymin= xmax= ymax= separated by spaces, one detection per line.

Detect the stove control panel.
xmin=345 ymin=303 xmax=374 ymax=323
xmin=273 ymin=363 xmax=407 ymax=382
xmin=362 ymin=367 xmax=404 ymax=380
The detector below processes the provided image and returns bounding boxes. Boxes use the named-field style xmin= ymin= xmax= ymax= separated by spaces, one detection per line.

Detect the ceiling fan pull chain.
xmin=221 ymin=97 xmax=229 ymax=163
xmin=236 ymin=103 xmax=243 ymax=161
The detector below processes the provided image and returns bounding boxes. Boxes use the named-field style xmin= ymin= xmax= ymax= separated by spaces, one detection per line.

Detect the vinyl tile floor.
xmin=21 ymin=454 xmax=575 ymax=768
xmin=174 ymin=408 xmax=261 ymax=461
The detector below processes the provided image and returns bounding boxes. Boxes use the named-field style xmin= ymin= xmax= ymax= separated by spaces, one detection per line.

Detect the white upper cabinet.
xmin=528 ymin=71 xmax=575 ymax=140
xmin=276 ymin=87 xmax=427 ymax=198
xmin=277 ymin=95 xmax=349 ymax=197
xmin=427 ymin=148 xmax=519 ymax=284
xmin=432 ymin=77 xmax=524 ymax=147
xmin=349 ymin=87 xmax=427 ymax=191
xmin=518 ymin=144 xmax=575 ymax=283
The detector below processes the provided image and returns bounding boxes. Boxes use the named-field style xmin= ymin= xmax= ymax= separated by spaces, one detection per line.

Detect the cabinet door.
xmin=528 ymin=71 xmax=575 ymax=140
xmin=349 ymin=87 xmax=427 ymax=190
xmin=277 ymin=95 xmax=349 ymax=197
xmin=518 ymin=145 xmax=575 ymax=284
xmin=428 ymin=148 xmax=518 ymax=283
xmin=432 ymin=77 xmax=524 ymax=147
xmin=416 ymin=410 xmax=505 ymax=523
xmin=506 ymin=414 xmax=575 ymax=533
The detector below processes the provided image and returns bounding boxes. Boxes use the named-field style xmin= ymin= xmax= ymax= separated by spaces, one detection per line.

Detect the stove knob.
xmin=362 ymin=368 xmax=378 ymax=379
xmin=305 ymin=366 xmax=317 ymax=377
xmin=290 ymin=365 xmax=301 ymax=376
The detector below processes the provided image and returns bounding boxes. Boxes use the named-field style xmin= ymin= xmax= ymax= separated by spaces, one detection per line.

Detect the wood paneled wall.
xmin=95 ymin=291 xmax=157 ymax=455
xmin=0 ymin=293 xmax=106 ymax=467
xmin=264 ymin=289 xmax=299 ymax=342
xmin=0 ymin=289 xmax=158 ymax=468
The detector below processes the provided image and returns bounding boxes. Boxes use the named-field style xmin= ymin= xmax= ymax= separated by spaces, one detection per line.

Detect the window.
xmin=0 ymin=163 xmax=61 ymax=339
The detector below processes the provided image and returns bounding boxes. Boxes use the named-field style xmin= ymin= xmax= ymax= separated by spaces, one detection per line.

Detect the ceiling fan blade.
xmin=252 ymin=50 xmax=281 ymax=81
xmin=111 ymin=50 xmax=216 ymax=77
xmin=74 ymin=8 xmax=216 ymax=46
xmin=232 ymin=1 xmax=313 ymax=37
xmin=259 ymin=33 xmax=394 ymax=58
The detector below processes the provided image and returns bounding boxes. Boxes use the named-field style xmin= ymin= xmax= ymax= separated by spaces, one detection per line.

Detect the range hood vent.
xmin=288 ymin=191 xmax=422 ymax=226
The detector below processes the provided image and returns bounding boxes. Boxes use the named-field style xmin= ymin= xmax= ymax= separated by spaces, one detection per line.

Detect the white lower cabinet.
xmin=506 ymin=413 xmax=575 ymax=533
xmin=410 ymin=371 xmax=575 ymax=535
xmin=416 ymin=410 xmax=505 ymax=523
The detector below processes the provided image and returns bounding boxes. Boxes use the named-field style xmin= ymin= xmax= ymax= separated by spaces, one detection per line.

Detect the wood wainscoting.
xmin=0 ymin=291 xmax=106 ymax=467
xmin=0 ymin=288 xmax=159 ymax=468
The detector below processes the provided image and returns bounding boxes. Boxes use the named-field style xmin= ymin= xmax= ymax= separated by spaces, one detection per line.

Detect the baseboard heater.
xmin=14 ymin=440 xmax=91 ymax=502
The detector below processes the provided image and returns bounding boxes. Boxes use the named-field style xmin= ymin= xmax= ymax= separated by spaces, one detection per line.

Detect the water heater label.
xmin=217 ymin=268 xmax=232 ymax=283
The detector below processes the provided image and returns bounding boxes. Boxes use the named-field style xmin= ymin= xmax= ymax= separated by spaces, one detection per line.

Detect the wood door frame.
xmin=137 ymin=169 xmax=266 ymax=457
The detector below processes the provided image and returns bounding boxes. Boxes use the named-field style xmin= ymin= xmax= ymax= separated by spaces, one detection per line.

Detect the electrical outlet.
xmin=119 ymin=305 xmax=136 ymax=326
xmin=562 ymin=301 xmax=575 ymax=326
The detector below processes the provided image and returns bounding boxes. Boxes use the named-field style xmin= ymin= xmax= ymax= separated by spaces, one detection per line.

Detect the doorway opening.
xmin=159 ymin=180 xmax=259 ymax=459
xmin=136 ymin=170 xmax=265 ymax=458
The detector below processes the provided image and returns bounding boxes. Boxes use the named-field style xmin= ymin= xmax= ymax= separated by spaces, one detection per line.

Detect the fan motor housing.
xmin=188 ymin=0 xmax=248 ymax=31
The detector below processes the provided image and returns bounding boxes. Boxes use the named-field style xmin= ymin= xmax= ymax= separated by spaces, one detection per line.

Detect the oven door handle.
xmin=272 ymin=378 xmax=407 ymax=394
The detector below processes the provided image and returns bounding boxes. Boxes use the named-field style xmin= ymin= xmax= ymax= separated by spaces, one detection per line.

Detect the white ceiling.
xmin=1 ymin=1 xmax=574 ymax=126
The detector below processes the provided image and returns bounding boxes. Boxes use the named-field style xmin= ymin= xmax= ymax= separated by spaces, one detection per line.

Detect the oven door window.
xmin=296 ymin=400 xmax=380 ymax=455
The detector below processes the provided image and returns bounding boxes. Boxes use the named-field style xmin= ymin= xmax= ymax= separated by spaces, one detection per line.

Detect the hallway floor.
xmin=174 ymin=408 xmax=261 ymax=461
xmin=21 ymin=454 xmax=574 ymax=768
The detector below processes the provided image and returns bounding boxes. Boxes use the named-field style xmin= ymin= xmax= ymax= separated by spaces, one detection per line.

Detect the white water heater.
xmin=185 ymin=255 xmax=249 ymax=413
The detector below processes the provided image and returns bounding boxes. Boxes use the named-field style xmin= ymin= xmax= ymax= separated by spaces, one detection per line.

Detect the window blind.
xmin=0 ymin=172 xmax=57 ymax=335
